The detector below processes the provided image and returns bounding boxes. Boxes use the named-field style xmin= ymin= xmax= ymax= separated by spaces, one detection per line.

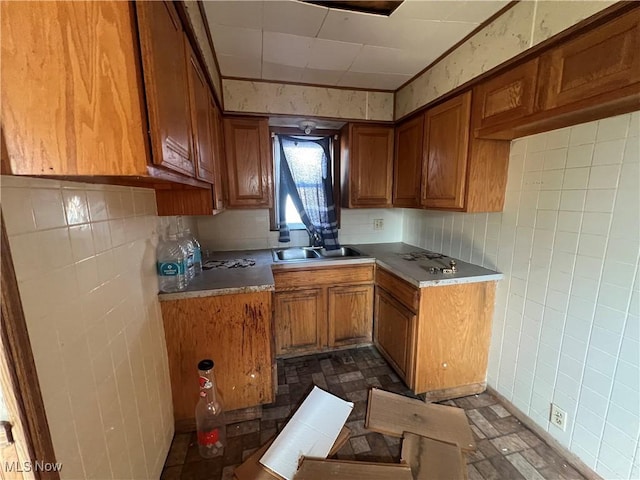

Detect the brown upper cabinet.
xmin=393 ymin=115 xmax=424 ymax=208
xmin=136 ymin=1 xmax=194 ymax=178
xmin=538 ymin=10 xmax=640 ymax=112
xmin=186 ymin=40 xmax=215 ymax=184
xmin=474 ymin=59 xmax=540 ymax=131
xmin=1 ymin=1 xmax=150 ymax=177
xmin=476 ymin=7 xmax=640 ymax=139
xmin=185 ymin=39 xmax=225 ymax=213
xmin=341 ymin=124 xmax=394 ymax=208
xmin=392 ymin=91 xmax=509 ymax=213
xmin=223 ymin=117 xmax=273 ymax=208
xmin=422 ymin=92 xmax=472 ymax=210
xmin=1 ymin=1 xmax=225 ymax=216
xmin=210 ymin=98 xmax=227 ymax=212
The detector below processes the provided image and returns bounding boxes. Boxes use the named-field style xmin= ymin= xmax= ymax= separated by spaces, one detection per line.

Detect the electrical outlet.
xmin=550 ymin=403 xmax=567 ymax=431
xmin=373 ymin=219 xmax=384 ymax=230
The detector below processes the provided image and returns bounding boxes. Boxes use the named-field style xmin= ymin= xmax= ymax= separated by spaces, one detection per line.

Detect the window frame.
xmin=269 ymin=127 xmax=341 ymax=232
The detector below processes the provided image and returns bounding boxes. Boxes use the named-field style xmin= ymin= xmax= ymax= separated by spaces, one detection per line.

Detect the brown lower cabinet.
xmin=374 ymin=267 xmax=496 ymax=400
xmin=274 ymin=264 xmax=374 ymax=356
xmin=160 ymin=291 xmax=274 ymax=427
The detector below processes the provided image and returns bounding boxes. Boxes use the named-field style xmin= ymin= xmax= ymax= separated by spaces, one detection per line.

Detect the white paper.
xmin=259 ymin=386 xmax=353 ymax=480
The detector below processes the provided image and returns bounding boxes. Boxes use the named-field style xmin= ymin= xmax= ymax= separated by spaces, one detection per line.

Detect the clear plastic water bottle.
xmin=177 ymin=231 xmax=195 ymax=282
xmin=156 ymin=231 xmax=187 ymax=292
xmin=195 ymin=359 xmax=225 ymax=458
xmin=184 ymin=228 xmax=202 ymax=276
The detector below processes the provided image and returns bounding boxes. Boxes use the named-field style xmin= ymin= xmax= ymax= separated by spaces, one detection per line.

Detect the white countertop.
xmin=158 ymin=249 xmax=275 ymax=301
xmin=352 ymin=243 xmax=503 ymax=287
xmin=158 ymin=243 xmax=502 ymax=300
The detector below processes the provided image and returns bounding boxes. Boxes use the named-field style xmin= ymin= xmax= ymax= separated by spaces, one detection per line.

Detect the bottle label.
xmin=199 ymin=376 xmax=212 ymax=389
xmin=198 ymin=429 xmax=219 ymax=446
xmin=194 ymin=248 xmax=202 ymax=264
xmin=157 ymin=262 xmax=185 ymax=276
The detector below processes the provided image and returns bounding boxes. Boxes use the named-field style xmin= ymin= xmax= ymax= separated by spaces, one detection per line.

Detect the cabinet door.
xmin=393 ymin=115 xmax=424 ymax=208
xmin=223 ymin=117 xmax=273 ymax=208
xmin=422 ymin=92 xmax=471 ymax=210
xmin=186 ymin=40 xmax=215 ymax=183
xmin=0 ymin=1 xmax=148 ymax=176
xmin=475 ymin=59 xmax=539 ymax=131
xmin=210 ymin=98 xmax=226 ymax=212
xmin=275 ymin=289 xmax=325 ymax=355
xmin=160 ymin=291 xmax=274 ymax=421
xmin=538 ymin=11 xmax=640 ymax=111
xmin=374 ymin=288 xmax=416 ymax=384
xmin=349 ymin=125 xmax=394 ymax=207
xmin=328 ymin=285 xmax=374 ymax=347
xmin=414 ymin=282 xmax=495 ymax=395
xmin=136 ymin=1 xmax=194 ymax=177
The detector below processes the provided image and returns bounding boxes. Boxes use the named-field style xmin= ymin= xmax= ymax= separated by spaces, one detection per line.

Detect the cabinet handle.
xmin=442 ymin=362 xmax=448 ymax=368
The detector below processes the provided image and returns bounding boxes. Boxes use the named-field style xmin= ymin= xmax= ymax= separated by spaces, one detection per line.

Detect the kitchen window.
xmin=271 ymin=130 xmax=340 ymax=248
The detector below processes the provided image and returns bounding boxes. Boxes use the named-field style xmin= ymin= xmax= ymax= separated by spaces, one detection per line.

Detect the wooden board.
xmin=401 ymin=432 xmax=467 ymax=480
xmin=365 ymin=388 xmax=476 ymax=452
xmin=294 ymin=458 xmax=413 ymax=480
xmin=329 ymin=426 xmax=352 ymax=456
xmin=234 ymin=427 xmax=351 ymax=480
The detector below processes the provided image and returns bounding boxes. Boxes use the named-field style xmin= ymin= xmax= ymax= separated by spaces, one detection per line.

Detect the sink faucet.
xmin=308 ymin=229 xmax=322 ymax=247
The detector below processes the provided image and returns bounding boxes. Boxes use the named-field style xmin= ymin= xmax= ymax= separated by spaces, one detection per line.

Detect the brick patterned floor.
xmin=161 ymin=346 xmax=586 ymax=480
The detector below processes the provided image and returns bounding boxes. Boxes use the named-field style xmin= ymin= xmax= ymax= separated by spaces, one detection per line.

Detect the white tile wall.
xmin=195 ymin=208 xmax=403 ymax=251
xmin=0 ymin=176 xmax=173 ymax=480
xmin=402 ymin=112 xmax=640 ymax=479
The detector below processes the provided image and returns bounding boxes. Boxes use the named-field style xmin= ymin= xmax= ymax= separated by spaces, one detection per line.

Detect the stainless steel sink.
xmin=273 ymin=248 xmax=320 ymax=261
xmin=272 ymin=246 xmax=365 ymax=262
xmin=318 ymin=246 xmax=363 ymax=258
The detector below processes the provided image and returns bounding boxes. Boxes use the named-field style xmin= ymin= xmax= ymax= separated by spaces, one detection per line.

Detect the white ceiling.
xmin=202 ymin=0 xmax=510 ymax=91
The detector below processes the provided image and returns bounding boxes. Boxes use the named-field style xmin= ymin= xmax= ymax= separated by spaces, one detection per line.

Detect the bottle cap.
xmin=198 ymin=359 xmax=214 ymax=371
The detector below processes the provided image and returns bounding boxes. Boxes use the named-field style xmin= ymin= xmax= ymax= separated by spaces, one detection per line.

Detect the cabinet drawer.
xmin=375 ymin=267 xmax=419 ymax=312
xmin=274 ymin=264 xmax=374 ymax=290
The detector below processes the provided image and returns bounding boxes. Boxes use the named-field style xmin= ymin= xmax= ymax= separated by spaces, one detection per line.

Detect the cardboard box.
xmin=234 ymin=427 xmax=351 ymax=480
xmin=234 ymin=386 xmax=473 ymax=479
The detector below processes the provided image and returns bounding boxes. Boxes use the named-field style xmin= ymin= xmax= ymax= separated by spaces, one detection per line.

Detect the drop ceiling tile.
xmin=307 ymin=38 xmax=363 ymax=71
xmin=263 ymin=32 xmax=314 ymax=68
xmin=262 ymin=62 xmax=305 ymax=82
xmin=202 ymin=1 xmax=263 ymax=29
xmin=338 ymin=71 xmax=411 ymax=90
xmin=350 ymin=45 xmax=426 ymax=75
xmin=392 ymin=1 xmax=464 ymax=21
xmin=448 ymin=0 xmax=510 ymax=23
xmin=301 ymin=68 xmax=344 ymax=86
xmin=210 ymin=24 xmax=262 ymax=59
xmin=217 ymin=55 xmax=262 ymax=79
xmin=263 ymin=0 xmax=329 ymax=37
xmin=317 ymin=9 xmax=400 ymax=48
xmin=382 ymin=17 xmax=442 ymax=51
